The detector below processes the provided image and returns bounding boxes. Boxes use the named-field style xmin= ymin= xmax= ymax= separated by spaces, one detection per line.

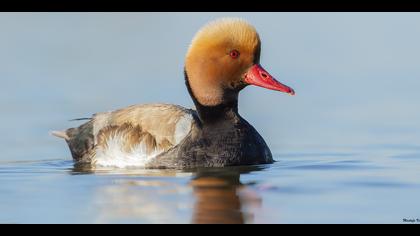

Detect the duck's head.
xmin=185 ymin=18 xmax=295 ymax=107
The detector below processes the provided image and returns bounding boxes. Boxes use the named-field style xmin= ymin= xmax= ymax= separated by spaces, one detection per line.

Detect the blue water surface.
xmin=1 ymin=13 xmax=420 ymax=223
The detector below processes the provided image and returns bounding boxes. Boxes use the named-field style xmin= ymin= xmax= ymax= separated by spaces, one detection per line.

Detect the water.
xmin=1 ymin=13 xmax=420 ymax=223
xmin=2 ymin=151 xmax=420 ymax=224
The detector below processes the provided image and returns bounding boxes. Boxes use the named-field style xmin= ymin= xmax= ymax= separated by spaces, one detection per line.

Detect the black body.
xmin=145 ymin=72 xmax=273 ymax=168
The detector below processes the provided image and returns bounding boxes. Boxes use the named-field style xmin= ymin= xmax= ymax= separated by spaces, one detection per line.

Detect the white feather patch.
xmin=92 ymin=113 xmax=193 ymax=168
xmin=93 ymin=133 xmax=161 ymax=168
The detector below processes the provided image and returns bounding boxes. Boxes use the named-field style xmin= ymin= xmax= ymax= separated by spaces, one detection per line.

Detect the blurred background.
xmin=1 ymin=12 xmax=420 ymax=224
xmin=1 ymin=12 xmax=419 ymax=162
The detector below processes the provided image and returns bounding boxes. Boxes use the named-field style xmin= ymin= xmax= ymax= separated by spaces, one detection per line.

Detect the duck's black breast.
xmin=146 ymin=71 xmax=274 ymax=169
xmin=148 ymin=112 xmax=273 ymax=169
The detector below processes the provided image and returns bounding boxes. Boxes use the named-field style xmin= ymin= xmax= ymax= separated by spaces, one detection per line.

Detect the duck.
xmin=52 ymin=18 xmax=295 ymax=169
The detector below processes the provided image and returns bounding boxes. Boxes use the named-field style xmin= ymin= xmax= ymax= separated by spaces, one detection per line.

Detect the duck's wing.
xmin=53 ymin=104 xmax=198 ymax=167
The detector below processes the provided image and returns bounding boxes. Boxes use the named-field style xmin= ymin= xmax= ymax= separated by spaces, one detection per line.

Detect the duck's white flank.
xmin=90 ymin=104 xmax=195 ymax=168
xmin=93 ymin=132 xmax=162 ymax=168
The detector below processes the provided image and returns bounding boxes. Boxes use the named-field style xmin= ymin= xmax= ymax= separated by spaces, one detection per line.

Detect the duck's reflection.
xmin=72 ymin=164 xmax=266 ymax=224
xmin=189 ymin=166 xmax=263 ymax=224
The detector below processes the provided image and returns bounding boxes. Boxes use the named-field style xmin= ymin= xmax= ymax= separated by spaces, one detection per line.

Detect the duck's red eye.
xmin=229 ymin=50 xmax=240 ymax=59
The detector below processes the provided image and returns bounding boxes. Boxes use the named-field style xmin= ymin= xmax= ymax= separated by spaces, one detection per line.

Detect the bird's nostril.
xmin=260 ymin=72 xmax=269 ymax=79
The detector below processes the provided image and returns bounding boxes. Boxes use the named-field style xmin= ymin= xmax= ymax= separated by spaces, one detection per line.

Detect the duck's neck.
xmin=192 ymin=98 xmax=239 ymax=124
xmin=184 ymin=70 xmax=240 ymax=124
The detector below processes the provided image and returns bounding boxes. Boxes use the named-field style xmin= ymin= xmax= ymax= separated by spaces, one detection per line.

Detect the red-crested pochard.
xmin=53 ymin=18 xmax=295 ymax=168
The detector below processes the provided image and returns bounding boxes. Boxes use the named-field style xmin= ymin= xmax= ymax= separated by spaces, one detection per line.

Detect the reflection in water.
xmin=72 ymin=164 xmax=266 ymax=224
xmin=190 ymin=166 xmax=264 ymax=224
